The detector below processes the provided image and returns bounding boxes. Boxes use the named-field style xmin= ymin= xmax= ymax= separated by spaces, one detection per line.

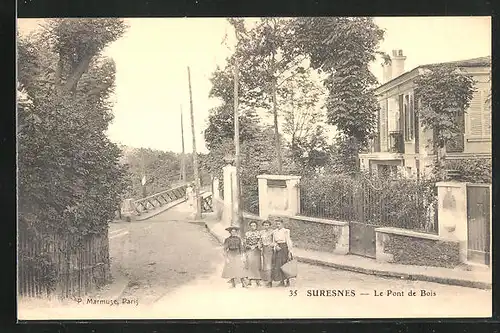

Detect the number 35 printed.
xmin=289 ymin=290 xmax=298 ymax=296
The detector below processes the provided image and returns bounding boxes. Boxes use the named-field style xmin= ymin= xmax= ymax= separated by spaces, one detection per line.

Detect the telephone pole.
xmin=180 ymin=105 xmax=186 ymax=182
xmin=187 ymin=66 xmax=202 ymax=219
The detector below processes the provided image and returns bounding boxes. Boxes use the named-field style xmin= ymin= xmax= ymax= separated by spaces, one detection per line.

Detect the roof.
xmin=420 ymin=56 xmax=491 ymax=69
xmin=376 ymin=56 xmax=491 ymax=92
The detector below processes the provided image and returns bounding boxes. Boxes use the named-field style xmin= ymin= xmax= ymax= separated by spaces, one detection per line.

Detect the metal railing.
xmin=201 ymin=191 xmax=213 ymax=213
xmin=371 ymin=133 xmax=381 ymax=153
xmin=299 ymin=176 xmax=438 ymax=234
xmin=389 ymin=131 xmax=404 ymax=153
xmin=133 ymin=184 xmax=188 ymax=214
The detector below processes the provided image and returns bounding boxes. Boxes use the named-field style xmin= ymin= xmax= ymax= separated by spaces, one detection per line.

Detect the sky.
xmin=17 ymin=16 xmax=491 ymax=154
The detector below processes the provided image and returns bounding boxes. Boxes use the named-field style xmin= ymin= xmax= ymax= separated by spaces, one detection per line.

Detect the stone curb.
xmin=204 ymin=222 xmax=225 ymax=244
xmin=295 ymin=256 xmax=492 ymax=290
xmin=203 ymin=220 xmax=490 ymax=290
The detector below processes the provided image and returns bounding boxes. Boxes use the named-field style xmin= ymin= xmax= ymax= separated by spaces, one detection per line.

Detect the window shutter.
xmin=482 ymin=89 xmax=491 ymax=136
xmin=468 ymin=90 xmax=483 ymax=137
xmin=380 ymin=100 xmax=388 ymax=151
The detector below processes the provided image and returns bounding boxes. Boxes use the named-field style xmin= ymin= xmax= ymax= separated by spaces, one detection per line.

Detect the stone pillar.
xmin=436 ymin=182 xmax=468 ymax=263
xmin=257 ymin=174 xmax=301 ymax=219
xmin=212 ymin=177 xmax=220 ymax=200
xmin=120 ymin=199 xmax=137 ymax=221
xmin=258 ymin=177 xmax=268 ymax=219
xmin=222 ymin=165 xmax=236 ymax=227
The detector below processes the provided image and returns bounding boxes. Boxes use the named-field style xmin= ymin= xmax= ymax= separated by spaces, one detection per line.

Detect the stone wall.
xmin=268 ymin=215 xmax=349 ymax=255
xmin=376 ymin=227 xmax=461 ymax=268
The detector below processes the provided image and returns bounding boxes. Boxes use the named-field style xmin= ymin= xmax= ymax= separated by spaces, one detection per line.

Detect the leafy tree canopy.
xmin=18 ymin=18 xmax=128 ymax=239
xmin=290 ymin=17 xmax=385 ymax=148
xmin=414 ymin=65 xmax=475 ymax=149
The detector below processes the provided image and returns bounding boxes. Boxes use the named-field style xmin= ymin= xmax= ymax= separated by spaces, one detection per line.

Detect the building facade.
xmin=359 ymin=51 xmax=491 ymax=178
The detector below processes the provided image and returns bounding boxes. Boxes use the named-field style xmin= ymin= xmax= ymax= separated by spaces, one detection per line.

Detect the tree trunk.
xmin=62 ymin=54 xmax=93 ymax=93
xmin=352 ymin=137 xmax=361 ymax=173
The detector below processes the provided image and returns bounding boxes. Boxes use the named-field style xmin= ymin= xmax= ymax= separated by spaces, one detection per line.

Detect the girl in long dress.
xmin=243 ymin=221 xmax=263 ymax=286
xmin=259 ymin=220 xmax=275 ymax=287
xmin=221 ymin=226 xmax=247 ymax=288
xmin=271 ymin=220 xmax=294 ymax=287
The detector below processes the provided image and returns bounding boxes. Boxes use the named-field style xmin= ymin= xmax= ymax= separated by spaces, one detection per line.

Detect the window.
xmin=404 ymin=94 xmax=415 ymax=141
xmin=468 ymin=89 xmax=491 ymax=138
xmin=379 ymin=99 xmax=388 ymax=152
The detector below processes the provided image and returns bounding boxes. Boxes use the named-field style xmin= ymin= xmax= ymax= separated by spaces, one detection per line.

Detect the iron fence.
xmin=241 ymin=182 xmax=259 ymax=216
xmin=300 ymin=175 xmax=437 ymax=234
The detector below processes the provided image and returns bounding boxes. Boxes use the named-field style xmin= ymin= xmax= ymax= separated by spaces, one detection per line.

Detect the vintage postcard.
xmin=17 ymin=16 xmax=492 ymax=320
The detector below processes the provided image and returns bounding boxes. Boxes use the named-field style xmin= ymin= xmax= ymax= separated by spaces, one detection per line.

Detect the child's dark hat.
xmin=225 ymin=226 xmax=240 ymax=232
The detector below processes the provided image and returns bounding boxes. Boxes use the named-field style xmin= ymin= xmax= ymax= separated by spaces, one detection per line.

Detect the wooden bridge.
xmin=119 ymin=183 xmax=213 ymax=221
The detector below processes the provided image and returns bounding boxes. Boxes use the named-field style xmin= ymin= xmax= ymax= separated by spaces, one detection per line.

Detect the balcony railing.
xmin=372 ymin=133 xmax=381 ymax=153
xmin=389 ymin=131 xmax=404 ymax=153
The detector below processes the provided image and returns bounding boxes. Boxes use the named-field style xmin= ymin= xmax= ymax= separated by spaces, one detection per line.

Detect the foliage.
xmin=291 ymin=17 xmax=385 ymax=150
xmin=441 ymin=158 xmax=492 ymax=183
xmin=284 ymin=217 xmax=341 ymax=253
xmin=120 ymin=146 xmax=196 ymax=198
xmin=240 ymin=128 xmax=293 ymax=214
xmin=279 ymin=68 xmax=324 ymax=140
xmin=300 ymin=172 xmax=437 ymax=232
xmin=223 ymin=18 xmax=301 ymax=108
xmin=385 ymin=235 xmax=460 ymax=268
xmin=327 ymin=134 xmax=360 ymax=175
xmin=204 ymin=103 xmax=261 ymax=152
xmin=18 ymin=19 xmax=128 ymax=291
xmin=414 ymin=65 xmax=476 ymax=149
xmin=278 ymin=67 xmax=330 ymax=170
xmin=225 ymin=18 xmax=311 ymax=171
xmin=289 ymin=126 xmax=333 ymax=175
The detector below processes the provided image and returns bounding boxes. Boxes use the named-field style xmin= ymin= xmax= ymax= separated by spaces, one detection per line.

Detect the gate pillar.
xmin=257 ymin=174 xmax=301 ymax=219
xmin=222 ymin=164 xmax=236 ymax=228
xmin=436 ymin=181 xmax=468 ymax=263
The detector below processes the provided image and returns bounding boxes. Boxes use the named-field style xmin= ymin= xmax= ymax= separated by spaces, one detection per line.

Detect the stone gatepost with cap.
xmin=436 ymin=181 xmax=468 ymax=263
xmin=221 ymin=160 xmax=238 ymax=228
xmin=257 ymin=174 xmax=301 ymax=219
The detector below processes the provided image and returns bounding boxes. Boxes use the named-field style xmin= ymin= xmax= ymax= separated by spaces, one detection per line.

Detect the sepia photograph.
xmin=16 ymin=16 xmax=492 ymax=320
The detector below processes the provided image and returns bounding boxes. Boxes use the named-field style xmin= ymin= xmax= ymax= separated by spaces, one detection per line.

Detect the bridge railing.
xmin=133 ymin=184 xmax=188 ymax=214
xmin=200 ymin=191 xmax=213 ymax=213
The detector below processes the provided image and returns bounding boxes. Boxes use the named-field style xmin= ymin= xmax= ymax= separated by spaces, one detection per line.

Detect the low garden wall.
xmin=267 ymin=215 xmax=349 ymax=255
xmin=240 ymin=208 xmax=461 ymax=268
xmin=375 ymin=227 xmax=461 ymax=268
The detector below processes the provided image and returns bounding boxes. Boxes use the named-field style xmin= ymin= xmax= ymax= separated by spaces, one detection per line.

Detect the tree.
xmin=278 ymin=67 xmax=327 ymax=167
xmin=226 ymin=18 xmax=308 ymax=173
xmin=204 ymin=58 xmax=263 ymax=180
xmin=120 ymin=147 xmax=192 ymax=198
xmin=328 ymin=134 xmax=360 ymax=175
xmin=414 ymin=65 xmax=475 ymax=175
xmin=289 ymin=126 xmax=333 ymax=175
xmin=291 ymin=17 xmax=385 ymax=167
xmin=17 ymin=18 xmax=128 ymax=292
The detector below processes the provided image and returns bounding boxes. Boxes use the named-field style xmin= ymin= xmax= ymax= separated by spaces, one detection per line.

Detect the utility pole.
xmin=187 ymin=66 xmax=202 ymax=220
xmin=271 ymin=56 xmax=283 ymax=173
xmin=141 ymin=149 xmax=147 ymax=198
xmin=180 ymin=105 xmax=186 ymax=183
xmin=233 ymin=60 xmax=242 ymax=230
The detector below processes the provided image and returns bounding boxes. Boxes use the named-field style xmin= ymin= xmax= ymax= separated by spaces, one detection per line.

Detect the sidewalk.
xmin=204 ymin=219 xmax=491 ymax=290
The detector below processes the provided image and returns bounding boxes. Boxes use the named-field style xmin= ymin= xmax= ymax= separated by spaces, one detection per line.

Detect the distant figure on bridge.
xmin=185 ymin=183 xmax=194 ymax=208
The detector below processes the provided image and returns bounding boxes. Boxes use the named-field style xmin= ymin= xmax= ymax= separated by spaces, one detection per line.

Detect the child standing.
xmin=221 ymin=226 xmax=247 ymax=288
